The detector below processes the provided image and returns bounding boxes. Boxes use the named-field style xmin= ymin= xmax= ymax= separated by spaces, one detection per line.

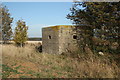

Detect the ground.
xmin=1 ymin=44 xmax=120 ymax=78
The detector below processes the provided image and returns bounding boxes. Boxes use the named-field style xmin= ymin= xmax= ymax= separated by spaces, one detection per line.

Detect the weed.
xmin=2 ymin=44 xmax=120 ymax=78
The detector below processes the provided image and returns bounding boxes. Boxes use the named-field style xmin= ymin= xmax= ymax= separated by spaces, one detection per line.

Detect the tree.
xmin=0 ymin=5 xmax=2 ymax=40
xmin=1 ymin=5 xmax=13 ymax=43
xmin=67 ymin=2 xmax=120 ymax=53
xmin=14 ymin=20 xmax=28 ymax=47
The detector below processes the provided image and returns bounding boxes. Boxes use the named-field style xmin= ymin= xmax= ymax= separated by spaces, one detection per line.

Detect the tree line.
xmin=0 ymin=4 xmax=28 ymax=47
xmin=67 ymin=1 xmax=120 ymax=54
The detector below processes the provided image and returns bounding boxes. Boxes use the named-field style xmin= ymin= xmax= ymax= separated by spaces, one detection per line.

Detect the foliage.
xmin=0 ymin=4 xmax=13 ymax=43
xmin=14 ymin=20 xmax=28 ymax=47
xmin=0 ymin=5 xmax=2 ymax=40
xmin=67 ymin=2 xmax=120 ymax=53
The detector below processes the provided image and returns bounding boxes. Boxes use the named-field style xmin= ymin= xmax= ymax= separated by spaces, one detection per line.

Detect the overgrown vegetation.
xmin=2 ymin=44 xmax=120 ymax=78
xmin=1 ymin=2 xmax=120 ymax=78
xmin=67 ymin=2 xmax=120 ymax=54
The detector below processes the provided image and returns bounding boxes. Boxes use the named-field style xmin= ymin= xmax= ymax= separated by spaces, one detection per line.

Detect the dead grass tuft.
xmin=2 ymin=44 xmax=120 ymax=78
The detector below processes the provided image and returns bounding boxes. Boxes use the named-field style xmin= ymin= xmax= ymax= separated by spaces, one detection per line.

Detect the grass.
xmin=2 ymin=44 xmax=120 ymax=78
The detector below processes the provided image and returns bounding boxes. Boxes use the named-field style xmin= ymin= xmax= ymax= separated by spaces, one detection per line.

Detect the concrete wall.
xmin=59 ymin=26 xmax=78 ymax=54
xmin=42 ymin=26 xmax=59 ymax=54
xmin=42 ymin=25 xmax=78 ymax=54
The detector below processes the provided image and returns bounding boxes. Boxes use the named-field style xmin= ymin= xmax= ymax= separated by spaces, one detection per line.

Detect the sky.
xmin=3 ymin=2 xmax=73 ymax=37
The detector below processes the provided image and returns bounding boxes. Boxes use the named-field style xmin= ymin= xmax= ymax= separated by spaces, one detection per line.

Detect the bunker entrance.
xmin=48 ymin=35 xmax=51 ymax=39
xmin=73 ymin=35 xmax=77 ymax=39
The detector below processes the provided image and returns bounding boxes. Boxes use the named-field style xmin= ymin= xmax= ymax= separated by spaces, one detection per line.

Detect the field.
xmin=1 ymin=43 xmax=120 ymax=78
xmin=0 ymin=41 xmax=42 ymax=44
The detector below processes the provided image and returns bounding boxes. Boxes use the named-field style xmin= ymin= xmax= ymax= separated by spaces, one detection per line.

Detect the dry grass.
xmin=0 ymin=41 xmax=42 ymax=45
xmin=2 ymin=44 xmax=120 ymax=78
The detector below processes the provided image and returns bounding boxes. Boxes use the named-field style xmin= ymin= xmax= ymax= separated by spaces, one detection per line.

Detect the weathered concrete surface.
xmin=42 ymin=25 xmax=78 ymax=54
